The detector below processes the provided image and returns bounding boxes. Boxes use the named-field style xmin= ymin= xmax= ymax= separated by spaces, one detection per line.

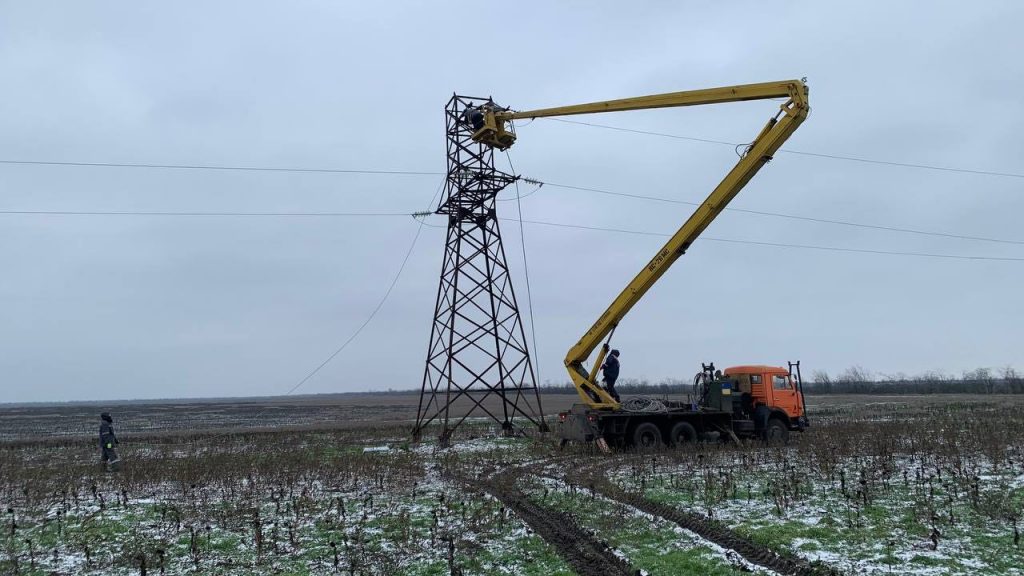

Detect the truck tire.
xmin=766 ymin=418 xmax=790 ymax=444
xmin=669 ymin=421 xmax=698 ymax=446
xmin=632 ymin=422 xmax=663 ymax=450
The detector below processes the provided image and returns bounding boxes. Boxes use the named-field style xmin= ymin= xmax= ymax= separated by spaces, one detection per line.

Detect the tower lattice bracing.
xmin=413 ymin=95 xmax=547 ymax=445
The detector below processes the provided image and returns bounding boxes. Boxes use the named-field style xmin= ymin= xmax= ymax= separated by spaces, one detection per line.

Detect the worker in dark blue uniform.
xmin=99 ymin=412 xmax=120 ymax=471
xmin=601 ymin=349 xmax=621 ymax=402
xmin=464 ymin=105 xmax=485 ymax=131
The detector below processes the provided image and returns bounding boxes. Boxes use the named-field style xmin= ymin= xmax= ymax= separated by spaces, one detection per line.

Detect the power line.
xmin=154 ymin=179 xmax=447 ymax=447
xmin=496 ymin=181 xmax=543 ymax=202
xmin=4 ymin=167 xmax=1021 ymax=249
xmin=13 ymin=177 xmax=1012 ymax=246
xmin=281 ymin=208 xmax=433 ymax=397
xmin=507 ymin=218 xmax=1024 ymax=262
xmin=0 ymin=154 xmax=539 ymax=201
xmin=0 ymin=159 xmax=441 ymax=176
xmin=278 ymin=223 xmax=424 ymax=397
xmin=538 ymin=181 xmax=1024 ymax=246
xmin=543 ymin=118 xmax=1024 ymax=179
xmin=5 ymin=119 xmax=1020 ymax=182
xmin=0 ymin=210 xmax=416 ymax=217
xmin=244 ymin=179 xmax=445 ymax=399
xmin=505 ymin=151 xmax=542 ymax=387
xmin=779 ymin=149 xmax=1024 ymax=179
xmin=6 ymin=205 xmax=1022 ymax=260
xmin=547 ymin=117 xmax=735 ymax=146
xmin=3 ymin=154 xmax=1018 ymax=245
xmin=412 ymin=214 xmax=446 ymax=228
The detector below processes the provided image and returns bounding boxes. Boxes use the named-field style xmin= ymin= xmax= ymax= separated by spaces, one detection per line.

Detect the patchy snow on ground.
xmin=533 ymin=474 xmax=782 ymax=575
xmin=618 ymin=452 xmax=1024 ymax=576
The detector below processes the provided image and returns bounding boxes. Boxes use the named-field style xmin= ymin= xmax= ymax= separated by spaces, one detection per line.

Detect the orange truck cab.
xmin=699 ymin=362 xmax=809 ymax=441
xmin=723 ymin=365 xmax=807 ymax=426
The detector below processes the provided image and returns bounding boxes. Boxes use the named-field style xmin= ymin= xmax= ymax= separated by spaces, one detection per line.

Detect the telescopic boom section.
xmin=501 ymin=80 xmax=806 ymax=122
xmin=475 ymin=80 xmax=810 ymax=409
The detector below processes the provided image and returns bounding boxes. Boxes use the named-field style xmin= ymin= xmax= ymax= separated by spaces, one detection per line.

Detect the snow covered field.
xmin=2 ymin=396 xmax=1022 ymax=575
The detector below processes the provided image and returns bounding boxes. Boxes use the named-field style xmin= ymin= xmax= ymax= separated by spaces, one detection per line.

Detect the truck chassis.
xmin=557 ymin=401 xmax=803 ymax=449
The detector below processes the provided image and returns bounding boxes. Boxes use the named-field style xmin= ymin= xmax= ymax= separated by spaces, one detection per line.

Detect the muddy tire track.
xmin=458 ymin=473 xmax=637 ymax=576
xmin=581 ymin=476 xmax=843 ymax=576
xmin=459 ymin=449 xmax=842 ymax=575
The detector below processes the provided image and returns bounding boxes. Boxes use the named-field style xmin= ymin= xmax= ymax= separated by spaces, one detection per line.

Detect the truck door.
xmin=769 ymin=372 xmax=801 ymax=418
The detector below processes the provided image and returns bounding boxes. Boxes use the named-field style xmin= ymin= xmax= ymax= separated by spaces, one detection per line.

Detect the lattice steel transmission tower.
xmin=412 ymin=94 xmax=548 ymax=445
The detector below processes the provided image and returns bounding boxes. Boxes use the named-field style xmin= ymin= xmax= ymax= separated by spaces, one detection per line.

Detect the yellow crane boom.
xmin=473 ymin=80 xmax=810 ymax=409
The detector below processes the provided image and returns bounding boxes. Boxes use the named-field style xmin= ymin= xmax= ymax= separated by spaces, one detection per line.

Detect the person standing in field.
xmin=601 ymin=348 xmax=621 ymax=402
xmin=99 ymin=412 xmax=120 ymax=471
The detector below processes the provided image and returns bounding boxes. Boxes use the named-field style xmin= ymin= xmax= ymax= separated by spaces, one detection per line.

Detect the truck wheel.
xmin=766 ymin=418 xmax=790 ymax=444
xmin=669 ymin=422 xmax=698 ymax=446
xmin=632 ymin=422 xmax=663 ymax=450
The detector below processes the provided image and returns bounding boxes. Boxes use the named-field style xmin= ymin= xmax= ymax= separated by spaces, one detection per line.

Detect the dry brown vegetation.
xmin=1 ymin=395 xmax=1022 ymax=575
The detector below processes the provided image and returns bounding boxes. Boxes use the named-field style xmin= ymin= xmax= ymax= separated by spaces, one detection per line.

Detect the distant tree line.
xmin=536 ymin=365 xmax=1024 ymax=395
xmin=350 ymin=366 xmax=1024 ymax=397
xmin=805 ymin=366 xmax=1024 ymax=395
xmin=539 ymin=378 xmax=694 ymax=396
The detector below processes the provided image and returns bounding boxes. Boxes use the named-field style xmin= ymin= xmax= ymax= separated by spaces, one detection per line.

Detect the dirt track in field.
xmin=505 ymin=454 xmax=845 ymax=576
xmin=559 ymin=454 xmax=843 ymax=576
xmin=466 ymin=473 xmax=638 ymax=576
xmin=589 ymin=480 xmax=843 ymax=576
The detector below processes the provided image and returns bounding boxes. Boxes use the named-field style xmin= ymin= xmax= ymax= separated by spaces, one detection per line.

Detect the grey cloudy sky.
xmin=1 ymin=1 xmax=1022 ymax=403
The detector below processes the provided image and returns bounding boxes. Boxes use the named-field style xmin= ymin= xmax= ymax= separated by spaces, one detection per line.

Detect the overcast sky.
xmin=1 ymin=1 xmax=1022 ymax=403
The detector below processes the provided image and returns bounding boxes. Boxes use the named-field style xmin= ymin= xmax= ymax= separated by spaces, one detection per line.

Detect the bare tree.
xmin=1002 ymin=366 xmax=1022 ymax=393
xmin=836 ymin=366 xmax=872 ymax=392
xmin=811 ymin=370 xmax=831 ymax=384
xmin=964 ymin=367 xmax=996 ymax=394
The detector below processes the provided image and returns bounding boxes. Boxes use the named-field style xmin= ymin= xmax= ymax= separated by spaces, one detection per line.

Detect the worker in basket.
xmin=463 ymin=104 xmax=485 ymax=131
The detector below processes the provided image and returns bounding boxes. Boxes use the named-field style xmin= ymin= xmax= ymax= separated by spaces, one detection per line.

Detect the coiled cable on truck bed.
xmin=619 ymin=397 xmax=669 ymax=413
